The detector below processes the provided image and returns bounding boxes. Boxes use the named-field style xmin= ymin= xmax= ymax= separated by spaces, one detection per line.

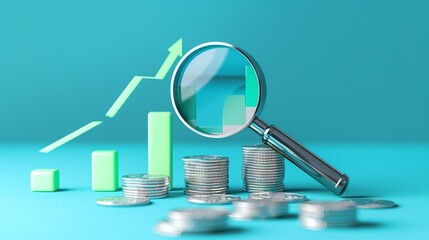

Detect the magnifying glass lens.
xmin=171 ymin=42 xmax=349 ymax=196
xmin=172 ymin=45 xmax=261 ymax=138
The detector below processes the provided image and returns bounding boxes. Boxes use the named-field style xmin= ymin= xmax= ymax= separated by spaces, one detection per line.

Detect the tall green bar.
xmin=148 ymin=112 xmax=172 ymax=189
xmin=92 ymin=150 xmax=118 ymax=191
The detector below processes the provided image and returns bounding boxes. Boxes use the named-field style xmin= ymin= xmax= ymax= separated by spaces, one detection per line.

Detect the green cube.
xmin=92 ymin=150 xmax=118 ymax=191
xmin=31 ymin=169 xmax=60 ymax=192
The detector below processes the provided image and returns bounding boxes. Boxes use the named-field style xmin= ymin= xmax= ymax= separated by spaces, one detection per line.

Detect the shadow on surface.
xmin=188 ymin=227 xmax=246 ymax=235
xmin=340 ymin=195 xmax=373 ymax=199
xmin=57 ymin=188 xmax=85 ymax=192
xmin=352 ymin=221 xmax=384 ymax=229
xmin=168 ymin=191 xmax=185 ymax=198
xmin=228 ymin=187 xmax=245 ymax=194
xmin=271 ymin=213 xmax=299 ymax=220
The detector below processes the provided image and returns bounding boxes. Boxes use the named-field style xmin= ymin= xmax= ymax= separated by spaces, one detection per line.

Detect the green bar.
xmin=223 ymin=95 xmax=246 ymax=125
xmin=148 ymin=112 xmax=172 ymax=189
xmin=92 ymin=150 xmax=119 ymax=191
xmin=245 ymin=66 xmax=259 ymax=107
xmin=39 ymin=121 xmax=103 ymax=153
xmin=31 ymin=169 xmax=60 ymax=192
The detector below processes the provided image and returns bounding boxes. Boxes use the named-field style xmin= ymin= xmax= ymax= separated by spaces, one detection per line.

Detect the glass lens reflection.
xmin=173 ymin=46 xmax=260 ymax=136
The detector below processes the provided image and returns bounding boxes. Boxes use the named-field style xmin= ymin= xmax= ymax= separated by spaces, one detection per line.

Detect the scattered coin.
xmin=153 ymin=221 xmax=182 ymax=237
xmin=230 ymin=199 xmax=289 ymax=220
xmin=187 ymin=194 xmax=241 ymax=205
xmin=299 ymin=201 xmax=357 ymax=230
xmin=153 ymin=208 xmax=230 ymax=235
xmin=342 ymin=198 xmax=397 ymax=209
xmin=95 ymin=196 xmax=150 ymax=207
xmin=249 ymin=192 xmax=307 ymax=203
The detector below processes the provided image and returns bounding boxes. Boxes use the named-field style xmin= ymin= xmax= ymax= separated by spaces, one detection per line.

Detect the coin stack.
xmin=242 ymin=144 xmax=285 ymax=192
xmin=183 ymin=155 xmax=229 ymax=195
xmin=229 ymin=199 xmax=289 ymax=220
xmin=299 ymin=201 xmax=357 ymax=230
xmin=122 ymin=174 xmax=169 ymax=199
xmin=154 ymin=208 xmax=230 ymax=236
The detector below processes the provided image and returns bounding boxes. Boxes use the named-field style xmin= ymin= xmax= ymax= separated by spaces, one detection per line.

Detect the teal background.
xmin=1 ymin=0 xmax=429 ymax=143
xmin=1 ymin=1 xmax=429 ymax=239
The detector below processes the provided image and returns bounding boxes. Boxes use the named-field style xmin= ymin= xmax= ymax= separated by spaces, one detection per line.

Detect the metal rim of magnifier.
xmin=171 ymin=42 xmax=267 ymax=138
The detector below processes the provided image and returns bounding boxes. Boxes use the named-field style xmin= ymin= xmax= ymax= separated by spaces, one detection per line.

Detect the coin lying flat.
xmin=230 ymin=199 xmax=289 ymax=220
xmin=153 ymin=221 xmax=182 ymax=237
xmin=248 ymin=192 xmax=307 ymax=203
xmin=342 ymin=198 xmax=397 ymax=209
xmin=95 ymin=196 xmax=151 ymax=207
xmin=299 ymin=201 xmax=357 ymax=230
xmin=161 ymin=208 xmax=230 ymax=233
xmin=187 ymin=194 xmax=241 ymax=205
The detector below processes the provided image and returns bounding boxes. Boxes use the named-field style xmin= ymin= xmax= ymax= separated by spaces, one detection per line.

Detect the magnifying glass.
xmin=171 ymin=42 xmax=349 ymax=196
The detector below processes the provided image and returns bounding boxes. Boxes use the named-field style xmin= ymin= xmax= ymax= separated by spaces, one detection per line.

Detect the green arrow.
xmin=154 ymin=38 xmax=183 ymax=79
xmin=40 ymin=121 xmax=103 ymax=153
xmin=105 ymin=38 xmax=183 ymax=118
xmin=40 ymin=39 xmax=183 ymax=153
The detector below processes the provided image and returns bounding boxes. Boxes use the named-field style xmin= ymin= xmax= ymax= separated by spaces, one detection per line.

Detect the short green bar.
xmin=223 ymin=95 xmax=246 ymax=125
xmin=148 ymin=112 xmax=172 ymax=189
xmin=92 ymin=150 xmax=119 ymax=191
xmin=31 ymin=169 xmax=60 ymax=192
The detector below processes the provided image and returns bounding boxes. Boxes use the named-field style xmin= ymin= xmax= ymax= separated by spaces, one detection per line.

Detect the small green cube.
xmin=92 ymin=150 xmax=118 ymax=191
xmin=31 ymin=169 xmax=60 ymax=192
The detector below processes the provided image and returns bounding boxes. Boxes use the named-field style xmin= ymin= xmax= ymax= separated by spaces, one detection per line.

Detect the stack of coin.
xmin=242 ymin=144 xmax=285 ymax=192
xmin=122 ymin=174 xmax=169 ymax=199
xmin=229 ymin=199 xmax=289 ymax=220
xmin=183 ymin=155 xmax=229 ymax=195
xmin=154 ymin=208 xmax=230 ymax=236
xmin=299 ymin=201 xmax=357 ymax=230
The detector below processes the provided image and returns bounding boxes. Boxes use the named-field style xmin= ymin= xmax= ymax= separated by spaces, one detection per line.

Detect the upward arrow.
xmin=154 ymin=38 xmax=183 ymax=79
xmin=105 ymin=38 xmax=183 ymax=118
xmin=40 ymin=39 xmax=184 ymax=153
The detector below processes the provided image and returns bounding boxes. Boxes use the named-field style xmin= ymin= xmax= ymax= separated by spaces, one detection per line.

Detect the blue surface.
xmin=1 ymin=0 xmax=429 ymax=142
xmin=1 ymin=142 xmax=428 ymax=239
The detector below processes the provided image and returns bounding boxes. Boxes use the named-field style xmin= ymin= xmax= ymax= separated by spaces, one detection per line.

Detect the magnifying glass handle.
xmin=250 ymin=117 xmax=349 ymax=196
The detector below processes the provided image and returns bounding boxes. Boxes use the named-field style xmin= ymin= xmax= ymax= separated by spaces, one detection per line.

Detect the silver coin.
xmin=122 ymin=173 xmax=168 ymax=180
xmin=187 ymin=194 xmax=241 ymax=205
xmin=124 ymin=193 xmax=168 ymax=199
xmin=184 ymin=190 xmax=227 ymax=195
xmin=95 ymin=196 xmax=150 ymax=206
xmin=249 ymin=192 xmax=307 ymax=203
xmin=169 ymin=208 xmax=230 ymax=220
xmin=342 ymin=198 xmax=397 ymax=209
xmin=300 ymin=218 xmax=357 ymax=230
xmin=153 ymin=221 xmax=182 ymax=237
xmin=184 ymin=187 xmax=228 ymax=192
xmin=183 ymin=155 xmax=229 ymax=162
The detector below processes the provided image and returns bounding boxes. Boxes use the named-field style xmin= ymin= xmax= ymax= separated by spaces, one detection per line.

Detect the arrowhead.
xmin=168 ymin=38 xmax=183 ymax=57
